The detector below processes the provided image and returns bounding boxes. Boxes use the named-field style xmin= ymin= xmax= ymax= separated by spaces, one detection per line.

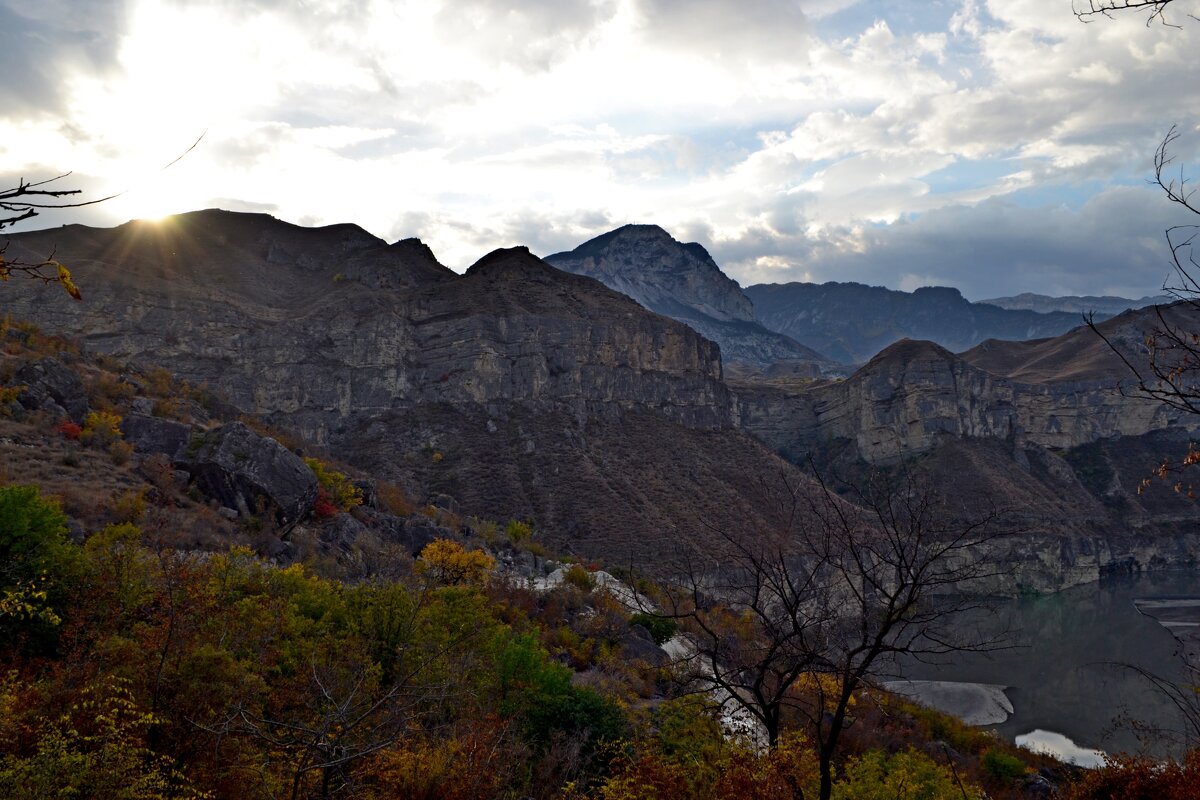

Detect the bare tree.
xmin=0 ymin=173 xmax=117 ymax=299
xmin=1074 ymin=0 xmax=1193 ymax=25
xmin=652 ymin=467 xmax=1007 ymax=800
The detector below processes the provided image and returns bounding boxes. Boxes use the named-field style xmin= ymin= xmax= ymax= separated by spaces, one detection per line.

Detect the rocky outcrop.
xmin=546 ymin=225 xmax=832 ymax=368
xmin=746 ymin=281 xmax=1086 ymax=364
xmin=119 ymin=413 xmax=194 ymax=457
xmin=0 ymin=213 xmax=735 ymax=439
xmin=15 ymin=358 xmax=89 ymax=422
xmin=174 ymin=422 xmax=318 ymax=529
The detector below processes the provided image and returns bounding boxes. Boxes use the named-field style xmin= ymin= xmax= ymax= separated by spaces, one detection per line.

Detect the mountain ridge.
xmin=545 ymin=224 xmax=833 ymax=369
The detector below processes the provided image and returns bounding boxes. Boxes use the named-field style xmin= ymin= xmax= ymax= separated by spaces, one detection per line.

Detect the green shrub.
xmin=834 ymin=748 xmax=983 ymax=799
xmin=505 ymin=519 xmax=532 ymax=545
xmin=630 ymin=612 xmax=677 ymax=645
xmin=563 ymin=563 xmax=594 ymax=591
xmin=981 ymin=748 xmax=1026 ymax=783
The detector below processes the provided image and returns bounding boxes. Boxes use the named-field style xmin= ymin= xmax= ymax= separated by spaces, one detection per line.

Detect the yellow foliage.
xmin=304 ymin=457 xmax=363 ymax=510
xmin=81 ymin=410 xmax=123 ymax=446
xmin=416 ymin=539 xmax=495 ymax=586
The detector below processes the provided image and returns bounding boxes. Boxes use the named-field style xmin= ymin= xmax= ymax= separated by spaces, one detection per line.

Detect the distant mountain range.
xmin=545 ymin=225 xmax=832 ymax=370
xmin=543 ymin=224 xmax=1165 ymax=367
xmin=744 ymin=282 xmax=1091 ymax=365
xmin=979 ymin=292 xmax=1169 ymax=316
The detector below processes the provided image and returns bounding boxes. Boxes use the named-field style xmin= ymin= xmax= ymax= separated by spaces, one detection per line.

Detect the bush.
xmin=57 ymin=420 xmax=82 ymax=440
xmin=505 ymin=519 xmax=532 ymax=545
xmin=312 ymin=488 xmax=339 ymax=520
xmin=629 ymin=613 xmax=677 ymax=645
xmin=80 ymin=410 xmax=122 ymax=447
xmin=416 ymin=539 xmax=495 ymax=586
xmin=981 ymin=748 xmax=1026 ymax=783
xmin=304 ymin=457 xmax=363 ymax=510
xmin=834 ymin=748 xmax=983 ymax=800
xmin=563 ymin=563 xmax=594 ymax=591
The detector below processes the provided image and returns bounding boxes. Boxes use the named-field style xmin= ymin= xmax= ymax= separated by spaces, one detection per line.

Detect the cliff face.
xmin=546 ymin=225 xmax=832 ymax=368
xmin=735 ymin=308 xmax=1199 ymax=465
xmin=2 ymin=213 xmax=733 ymax=437
xmin=746 ymin=281 xmax=1086 ymax=364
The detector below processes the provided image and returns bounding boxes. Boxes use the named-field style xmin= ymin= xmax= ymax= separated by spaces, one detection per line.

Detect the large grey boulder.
xmin=175 ymin=422 xmax=318 ymax=530
xmin=120 ymin=413 xmax=194 ymax=457
xmin=15 ymin=358 xmax=89 ymax=422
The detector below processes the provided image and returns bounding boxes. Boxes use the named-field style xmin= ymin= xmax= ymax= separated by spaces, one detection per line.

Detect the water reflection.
xmin=897 ymin=572 xmax=1200 ymax=756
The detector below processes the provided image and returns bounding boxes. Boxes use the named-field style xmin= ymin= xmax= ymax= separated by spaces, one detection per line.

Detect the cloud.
xmin=712 ymin=184 xmax=1198 ymax=300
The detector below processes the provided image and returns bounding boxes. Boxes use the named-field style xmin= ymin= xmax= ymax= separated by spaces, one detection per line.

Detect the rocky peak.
xmin=545 ymin=225 xmax=833 ymax=368
xmin=546 ymin=224 xmax=755 ymax=323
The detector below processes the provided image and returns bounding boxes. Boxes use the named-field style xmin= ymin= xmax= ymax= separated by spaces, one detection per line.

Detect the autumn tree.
xmin=654 ymin=468 xmax=1005 ymax=800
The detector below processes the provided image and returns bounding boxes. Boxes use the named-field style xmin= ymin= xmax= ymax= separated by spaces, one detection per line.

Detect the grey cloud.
xmin=713 ymin=185 xmax=1199 ymax=299
xmin=0 ymin=0 xmax=125 ymax=118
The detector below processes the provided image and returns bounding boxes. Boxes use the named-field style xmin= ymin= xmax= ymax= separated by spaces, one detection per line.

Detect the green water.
xmin=900 ymin=572 xmax=1200 ymax=757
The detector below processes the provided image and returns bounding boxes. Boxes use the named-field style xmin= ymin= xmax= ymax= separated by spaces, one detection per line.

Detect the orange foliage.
xmin=1063 ymin=750 xmax=1200 ymax=800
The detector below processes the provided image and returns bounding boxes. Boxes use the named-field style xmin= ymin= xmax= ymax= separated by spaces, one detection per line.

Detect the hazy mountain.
xmin=745 ymin=281 xmax=1085 ymax=364
xmin=545 ymin=225 xmax=834 ymax=369
xmin=980 ymin=292 xmax=1170 ymax=316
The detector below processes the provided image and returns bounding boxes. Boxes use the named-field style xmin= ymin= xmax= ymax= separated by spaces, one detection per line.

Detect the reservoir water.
xmin=898 ymin=572 xmax=1200 ymax=758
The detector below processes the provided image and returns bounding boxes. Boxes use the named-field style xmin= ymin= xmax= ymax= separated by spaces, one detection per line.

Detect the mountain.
xmin=745 ymin=281 xmax=1086 ymax=364
xmin=732 ymin=303 xmax=1200 ymax=592
xmin=9 ymin=209 xmax=1200 ymax=593
xmin=0 ymin=210 xmax=814 ymax=563
xmin=545 ymin=224 xmax=833 ymax=370
xmin=980 ymin=292 xmax=1170 ymax=316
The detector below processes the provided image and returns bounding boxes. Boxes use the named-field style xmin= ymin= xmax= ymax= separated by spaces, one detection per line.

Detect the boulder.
xmin=120 ymin=413 xmax=193 ymax=457
xmin=174 ymin=422 xmax=318 ymax=530
xmin=15 ymin=358 xmax=88 ymax=422
xmin=621 ymin=623 xmax=670 ymax=666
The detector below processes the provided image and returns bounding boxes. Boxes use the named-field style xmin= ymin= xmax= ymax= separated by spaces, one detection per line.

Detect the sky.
xmin=2 ymin=0 xmax=1199 ymax=300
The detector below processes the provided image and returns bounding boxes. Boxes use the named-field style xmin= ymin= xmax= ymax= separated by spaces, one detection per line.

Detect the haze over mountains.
xmin=4 ymin=209 xmax=1198 ymax=591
